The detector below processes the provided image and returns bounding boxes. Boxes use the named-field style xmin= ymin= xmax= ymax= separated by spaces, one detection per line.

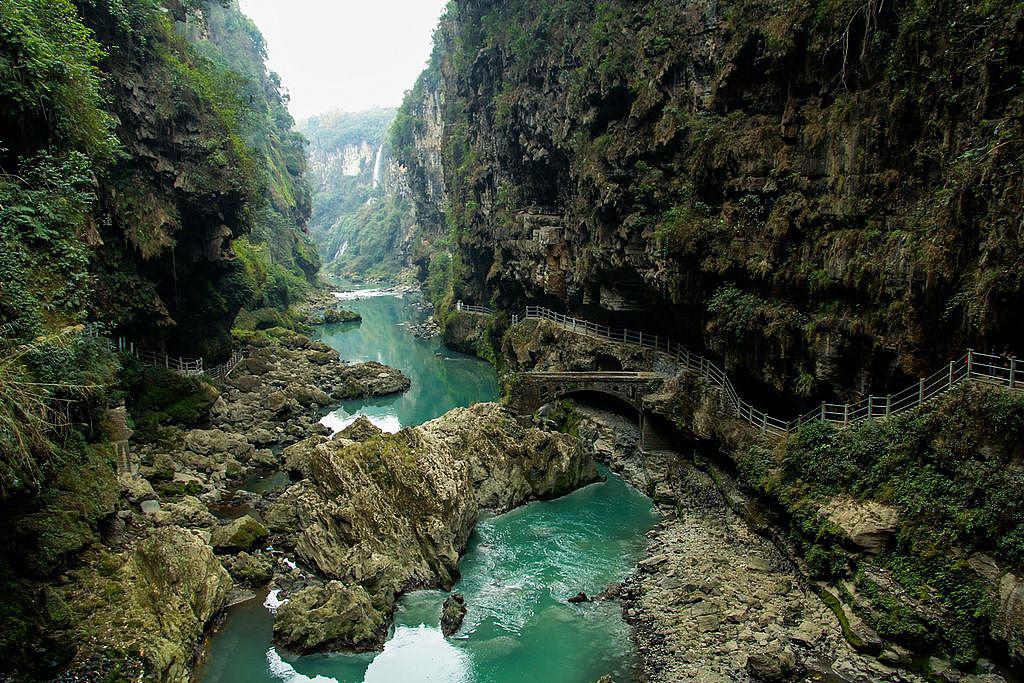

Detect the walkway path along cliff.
xmin=457 ymin=302 xmax=1024 ymax=438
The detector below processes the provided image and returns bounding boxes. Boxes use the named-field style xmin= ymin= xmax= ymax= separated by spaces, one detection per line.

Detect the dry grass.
xmin=0 ymin=327 xmax=104 ymax=496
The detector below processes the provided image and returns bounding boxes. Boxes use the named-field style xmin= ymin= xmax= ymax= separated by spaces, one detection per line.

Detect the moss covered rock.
xmin=63 ymin=526 xmax=232 ymax=681
xmin=273 ymin=582 xmax=388 ymax=653
xmin=223 ymin=552 xmax=274 ymax=588
xmin=210 ymin=515 xmax=269 ymax=554
xmin=266 ymin=402 xmax=594 ymax=654
xmin=440 ymin=592 xmax=466 ymax=636
xmin=323 ymin=308 xmax=362 ymax=324
xmin=17 ymin=446 xmax=118 ymax=578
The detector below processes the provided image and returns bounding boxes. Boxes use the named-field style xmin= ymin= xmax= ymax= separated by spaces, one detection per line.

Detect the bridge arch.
xmin=544 ymin=388 xmax=644 ymax=413
xmin=508 ymin=371 xmax=670 ymax=450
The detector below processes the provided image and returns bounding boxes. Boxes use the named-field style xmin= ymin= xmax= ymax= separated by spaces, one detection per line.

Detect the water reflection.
xmin=316 ymin=292 xmax=498 ymax=432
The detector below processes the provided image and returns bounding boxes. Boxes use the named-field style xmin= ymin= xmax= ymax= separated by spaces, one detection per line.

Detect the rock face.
xmin=418 ymin=403 xmax=598 ymax=513
xmin=265 ymin=402 xmax=596 ymax=652
xmin=396 ymin=0 xmax=1024 ymax=404
xmin=65 ymin=526 xmax=233 ymax=682
xmin=299 ymin=109 xmax=417 ymax=277
xmin=969 ymin=554 xmax=1024 ymax=664
xmin=822 ymin=498 xmax=900 ymax=555
xmin=440 ymin=593 xmax=467 ymax=636
xmin=503 ymin=319 xmax=656 ymax=374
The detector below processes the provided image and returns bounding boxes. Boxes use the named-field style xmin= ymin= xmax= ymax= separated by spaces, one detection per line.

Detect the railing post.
xmin=1011 ymin=357 xmax=1017 ymax=389
xmin=843 ymin=403 xmax=849 ymax=426
xmin=885 ymin=395 xmax=891 ymax=417
xmin=949 ymin=361 xmax=955 ymax=386
xmin=639 ymin=330 xmax=643 ymax=347
xmin=820 ymin=402 xmax=826 ymax=421
xmin=868 ymin=395 xmax=873 ymax=417
xmin=457 ymin=301 xmax=462 ymax=311
xmin=967 ymin=349 xmax=973 ymax=379
xmin=919 ymin=378 xmax=925 ymax=404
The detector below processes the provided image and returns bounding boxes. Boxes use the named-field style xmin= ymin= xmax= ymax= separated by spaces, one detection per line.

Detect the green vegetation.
xmin=0 ymin=329 xmax=117 ymax=498
xmin=736 ymin=384 xmax=1024 ymax=664
xmin=119 ymin=359 xmax=219 ymax=438
xmin=298 ymin=108 xmax=412 ymax=279
xmin=397 ymin=0 xmax=1023 ymax=404
xmin=186 ymin=0 xmax=319 ymax=296
xmin=0 ymin=1 xmax=318 ymax=675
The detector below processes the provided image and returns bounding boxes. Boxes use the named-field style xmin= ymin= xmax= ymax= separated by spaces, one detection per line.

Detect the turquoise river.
xmin=198 ymin=289 xmax=659 ymax=683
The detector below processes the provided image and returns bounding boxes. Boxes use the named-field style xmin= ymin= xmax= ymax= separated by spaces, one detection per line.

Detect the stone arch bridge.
xmin=508 ymin=371 xmax=673 ymax=449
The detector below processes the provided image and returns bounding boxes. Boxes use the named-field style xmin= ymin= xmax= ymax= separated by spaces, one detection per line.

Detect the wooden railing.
xmin=465 ymin=303 xmax=1023 ymax=438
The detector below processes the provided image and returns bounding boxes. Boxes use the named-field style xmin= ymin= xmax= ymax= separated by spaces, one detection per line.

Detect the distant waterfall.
xmin=371 ymin=143 xmax=384 ymax=188
xmin=334 ymin=240 xmax=349 ymax=261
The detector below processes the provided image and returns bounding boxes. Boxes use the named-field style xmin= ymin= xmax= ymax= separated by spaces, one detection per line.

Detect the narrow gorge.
xmin=1 ymin=0 xmax=1022 ymax=682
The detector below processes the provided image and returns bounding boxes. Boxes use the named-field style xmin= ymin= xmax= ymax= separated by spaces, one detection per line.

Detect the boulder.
xmin=264 ymin=402 xmax=595 ymax=654
xmin=222 ymin=551 xmax=274 ymax=587
xmin=968 ymin=553 xmax=1024 ymax=663
xmin=140 ymin=499 xmax=162 ymax=517
xmin=119 ymin=473 xmax=156 ymax=504
xmin=822 ymin=497 xmax=899 ymax=554
xmin=163 ymin=496 xmax=216 ymax=529
xmin=64 ymin=526 xmax=232 ymax=682
xmin=273 ymin=582 xmax=388 ymax=653
xmin=183 ymin=429 xmax=254 ymax=460
xmin=332 ymin=362 xmax=411 ymax=399
xmin=746 ymin=646 xmax=801 ymax=681
xmin=210 ymin=515 xmax=269 ymax=554
xmin=424 ymin=403 xmax=599 ymax=513
xmin=440 ymin=593 xmax=467 ymax=636
xmin=323 ymin=308 xmax=362 ymax=324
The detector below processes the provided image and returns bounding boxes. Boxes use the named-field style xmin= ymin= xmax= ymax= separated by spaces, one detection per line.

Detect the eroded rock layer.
xmin=265 ymin=402 xmax=597 ymax=652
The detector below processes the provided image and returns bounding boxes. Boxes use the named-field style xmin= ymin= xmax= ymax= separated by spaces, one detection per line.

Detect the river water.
xmin=198 ymin=289 xmax=658 ymax=683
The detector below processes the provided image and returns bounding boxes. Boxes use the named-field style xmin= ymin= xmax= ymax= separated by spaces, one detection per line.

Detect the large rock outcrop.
xmin=63 ymin=526 xmax=233 ymax=682
xmin=265 ymin=402 xmax=596 ymax=652
xmin=969 ymin=554 xmax=1024 ymax=664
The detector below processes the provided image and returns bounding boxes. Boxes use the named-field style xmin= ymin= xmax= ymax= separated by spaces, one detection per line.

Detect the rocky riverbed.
xmin=574 ymin=406 xmax=938 ymax=683
xmin=257 ymin=402 xmax=598 ymax=654
xmin=57 ymin=329 xmax=411 ymax=681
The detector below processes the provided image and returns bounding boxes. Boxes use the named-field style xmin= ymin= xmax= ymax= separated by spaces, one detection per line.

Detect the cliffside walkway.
xmin=456 ymin=302 xmax=1024 ymax=438
xmin=79 ymin=326 xmax=244 ymax=474
xmin=84 ymin=325 xmax=244 ymax=380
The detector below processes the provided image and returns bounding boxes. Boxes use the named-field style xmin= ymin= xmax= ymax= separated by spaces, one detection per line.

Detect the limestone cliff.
xmin=395 ymin=0 xmax=1024 ymax=410
xmin=300 ymin=108 xmax=417 ymax=279
xmin=2 ymin=0 xmax=317 ymax=359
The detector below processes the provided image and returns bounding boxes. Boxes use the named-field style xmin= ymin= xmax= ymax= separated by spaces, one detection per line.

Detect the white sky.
xmin=239 ymin=0 xmax=448 ymax=120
